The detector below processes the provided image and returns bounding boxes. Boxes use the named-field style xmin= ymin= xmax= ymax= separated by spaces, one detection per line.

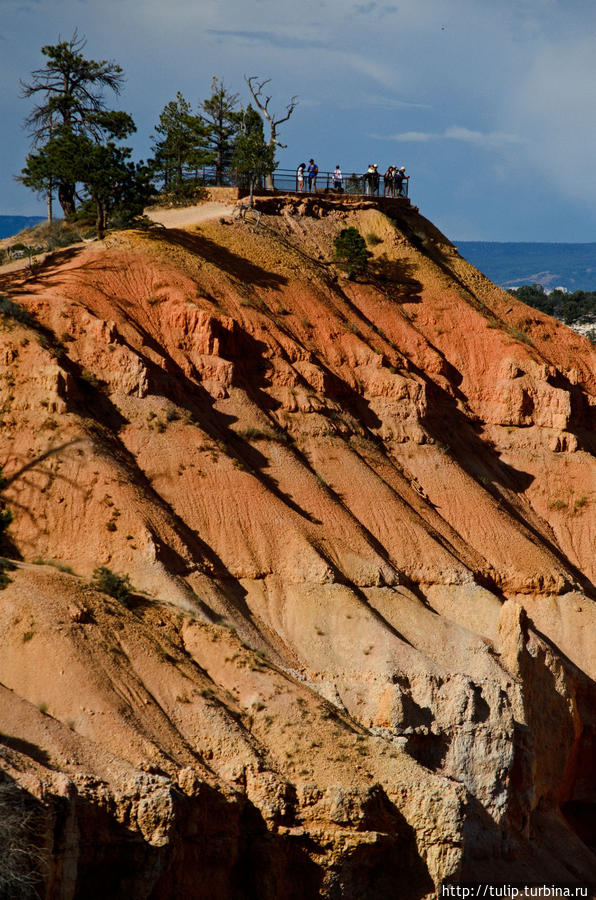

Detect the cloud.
xmin=206 ymin=28 xmax=327 ymax=51
xmin=377 ymin=130 xmax=434 ymax=142
xmin=443 ymin=127 xmax=527 ymax=148
xmin=374 ymin=127 xmax=526 ymax=149
xmin=353 ymin=2 xmax=399 ymax=15
xmin=206 ymin=28 xmax=397 ymax=86
xmin=340 ymin=92 xmax=431 ymax=111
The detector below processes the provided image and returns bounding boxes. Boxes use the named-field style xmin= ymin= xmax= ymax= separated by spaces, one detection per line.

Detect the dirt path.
xmin=0 ymin=203 xmax=233 ymax=277
xmin=145 ymin=201 xmax=233 ymax=229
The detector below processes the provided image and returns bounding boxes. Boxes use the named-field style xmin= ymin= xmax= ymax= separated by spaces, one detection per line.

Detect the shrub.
xmin=0 ymin=507 xmax=12 ymax=533
xmin=79 ymin=368 xmax=102 ymax=390
xmin=0 ymin=781 xmax=45 ymax=896
xmin=0 ymin=557 xmax=16 ymax=590
xmin=0 ymin=296 xmax=37 ymax=330
xmin=333 ymin=227 xmax=369 ymax=277
xmin=92 ymin=567 xmax=132 ymax=605
xmin=239 ymin=426 xmax=272 ymax=441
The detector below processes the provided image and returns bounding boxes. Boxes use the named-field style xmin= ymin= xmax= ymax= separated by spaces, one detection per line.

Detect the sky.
xmin=2 ymin=0 xmax=596 ymax=241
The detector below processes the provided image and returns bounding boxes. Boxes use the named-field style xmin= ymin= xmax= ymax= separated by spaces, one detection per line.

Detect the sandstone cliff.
xmin=0 ymin=195 xmax=594 ymax=897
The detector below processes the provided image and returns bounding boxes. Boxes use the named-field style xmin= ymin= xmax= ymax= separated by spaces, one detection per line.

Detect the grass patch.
xmin=92 ymin=567 xmax=132 ymax=606
xmin=200 ymin=687 xmax=216 ymax=701
xmin=32 ymin=558 xmax=74 ymax=574
xmin=506 ymin=324 xmax=534 ymax=346
xmin=573 ymin=495 xmax=588 ymax=514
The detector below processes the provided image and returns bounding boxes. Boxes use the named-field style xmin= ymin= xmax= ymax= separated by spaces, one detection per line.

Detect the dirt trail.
xmin=145 ymin=200 xmax=233 ymax=229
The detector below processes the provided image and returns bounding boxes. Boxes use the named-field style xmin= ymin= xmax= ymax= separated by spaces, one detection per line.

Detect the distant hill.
xmin=457 ymin=241 xmax=596 ymax=292
xmin=0 ymin=215 xmax=45 ymax=239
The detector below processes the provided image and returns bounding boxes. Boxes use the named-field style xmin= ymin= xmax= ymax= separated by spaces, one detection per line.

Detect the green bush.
xmin=333 ymin=227 xmax=369 ymax=277
xmin=0 ymin=557 xmax=16 ymax=590
xmin=92 ymin=567 xmax=132 ymax=605
xmin=0 ymin=296 xmax=37 ymax=329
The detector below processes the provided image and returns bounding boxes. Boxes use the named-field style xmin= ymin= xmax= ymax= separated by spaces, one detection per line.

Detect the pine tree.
xmin=21 ymin=121 xmax=152 ymax=239
xmin=21 ymin=32 xmax=126 ymax=216
xmin=200 ymin=77 xmax=240 ymax=186
xmin=333 ymin=227 xmax=369 ymax=278
xmin=152 ymin=92 xmax=210 ymax=196
xmin=233 ymin=105 xmax=276 ymax=206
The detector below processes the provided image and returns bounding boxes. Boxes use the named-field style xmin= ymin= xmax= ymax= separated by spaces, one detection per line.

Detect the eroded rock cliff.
xmin=0 ymin=195 xmax=594 ymax=897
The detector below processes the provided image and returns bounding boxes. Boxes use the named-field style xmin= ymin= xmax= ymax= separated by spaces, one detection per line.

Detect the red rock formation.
xmin=0 ymin=196 xmax=594 ymax=896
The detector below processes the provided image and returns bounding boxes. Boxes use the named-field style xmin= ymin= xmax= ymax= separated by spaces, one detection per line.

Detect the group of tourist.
xmin=295 ymin=161 xmax=409 ymax=196
xmin=367 ymin=164 xmax=409 ymax=198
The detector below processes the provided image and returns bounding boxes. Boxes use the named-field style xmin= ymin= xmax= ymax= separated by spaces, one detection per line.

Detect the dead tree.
xmin=245 ymin=77 xmax=298 ymax=189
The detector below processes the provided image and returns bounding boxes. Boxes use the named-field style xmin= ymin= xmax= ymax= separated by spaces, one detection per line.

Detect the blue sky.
xmin=2 ymin=0 xmax=596 ymax=240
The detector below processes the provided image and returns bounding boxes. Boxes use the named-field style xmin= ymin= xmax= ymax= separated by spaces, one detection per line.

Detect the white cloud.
xmin=374 ymin=127 xmax=526 ymax=149
xmin=444 ymin=127 xmax=527 ymax=148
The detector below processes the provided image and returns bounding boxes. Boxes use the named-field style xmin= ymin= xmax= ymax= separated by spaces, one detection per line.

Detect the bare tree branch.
xmin=245 ymin=76 xmax=298 ymax=136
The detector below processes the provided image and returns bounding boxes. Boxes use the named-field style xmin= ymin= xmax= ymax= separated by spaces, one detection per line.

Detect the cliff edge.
xmin=0 ymin=195 xmax=594 ymax=897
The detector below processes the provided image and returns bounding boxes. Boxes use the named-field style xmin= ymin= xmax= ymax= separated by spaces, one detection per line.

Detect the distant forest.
xmin=509 ymin=284 xmax=596 ymax=328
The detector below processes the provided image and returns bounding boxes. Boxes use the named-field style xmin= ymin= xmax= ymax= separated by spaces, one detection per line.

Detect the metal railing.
xmin=157 ymin=165 xmax=410 ymax=200
xmin=270 ymin=168 xmax=410 ymax=199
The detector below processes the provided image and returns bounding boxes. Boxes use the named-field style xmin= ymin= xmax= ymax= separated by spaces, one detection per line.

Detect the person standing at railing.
xmin=297 ymin=162 xmax=306 ymax=192
xmin=363 ymin=164 xmax=374 ymax=195
xmin=307 ymin=159 xmax=318 ymax=191
xmin=396 ymin=166 xmax=409 ymax=196
xmin=371 ymin=164 xmax=380 ymax=196
xmin=384 ymin=166 xmax=395 ymax=197
xmin=332 ymin=165 xmax=343 ymax=192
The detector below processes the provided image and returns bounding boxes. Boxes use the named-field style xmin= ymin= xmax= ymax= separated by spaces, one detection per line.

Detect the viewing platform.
xmin=163 ymin=165 xmax=412 ymax=205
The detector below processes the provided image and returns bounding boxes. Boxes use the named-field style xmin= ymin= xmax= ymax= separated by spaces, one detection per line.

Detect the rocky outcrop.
xmin=0 ymin=197 xmax=594 ymax=895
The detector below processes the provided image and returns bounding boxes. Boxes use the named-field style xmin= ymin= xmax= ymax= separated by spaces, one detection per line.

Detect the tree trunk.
xmin=216 ymin=144 xmax=223 ymax=187
xmin=47 ymin=180 xmax=53 ymax=224
xmin=264 ymin=130 xmax=276 ymax=190
xmin=177 ymin=150 xmax=183 ymax=192
xmin=96 ymin=199 xmax=105 ymax=240
xmin=58 ymin=181 xmax=76 ymax=217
